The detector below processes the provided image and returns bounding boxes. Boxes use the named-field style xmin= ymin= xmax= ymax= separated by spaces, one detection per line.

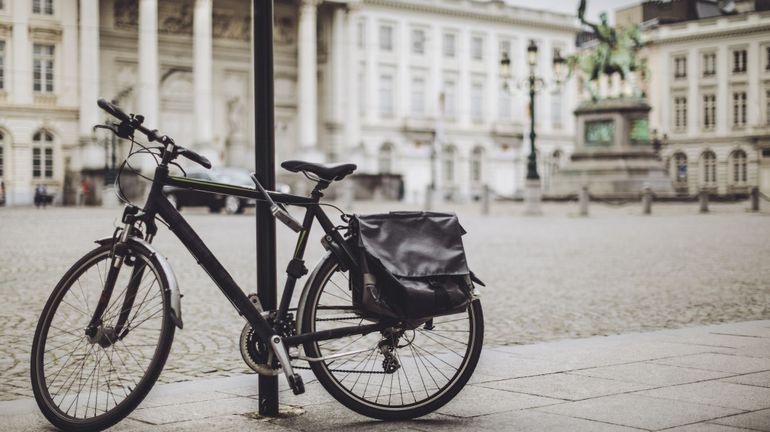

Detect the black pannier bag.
xmin=348 ymin=211 xmax=476 ymax=320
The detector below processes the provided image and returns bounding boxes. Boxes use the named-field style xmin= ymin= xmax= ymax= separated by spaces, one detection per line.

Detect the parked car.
xmin=163 ymin=167 xmax=291 ymax=215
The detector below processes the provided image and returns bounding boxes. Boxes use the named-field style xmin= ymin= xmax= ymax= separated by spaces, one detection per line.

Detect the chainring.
xmin=239 ymin=323 xmax=281 ymax=376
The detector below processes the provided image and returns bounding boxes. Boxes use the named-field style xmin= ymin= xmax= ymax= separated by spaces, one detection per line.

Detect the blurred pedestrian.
xmin=79 ymin=178 xmax=89 ymax=206
xmin=34 ymin=184 xmax=48 ymax=209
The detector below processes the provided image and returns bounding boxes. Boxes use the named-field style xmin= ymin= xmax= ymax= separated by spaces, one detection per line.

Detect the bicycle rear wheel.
xmin=30 ymin=243 xmax=175 ymax=432
xmin=300 ymin=256 xmax=484 ymax=420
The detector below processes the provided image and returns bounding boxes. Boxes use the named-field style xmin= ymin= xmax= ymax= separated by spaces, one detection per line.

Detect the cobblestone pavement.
xmin=2 ymin=199 xmax=769 ymax=401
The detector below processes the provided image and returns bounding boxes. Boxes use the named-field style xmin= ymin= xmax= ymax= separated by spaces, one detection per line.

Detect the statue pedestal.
xmin=550 ymin=98 xmax=673 ymax=198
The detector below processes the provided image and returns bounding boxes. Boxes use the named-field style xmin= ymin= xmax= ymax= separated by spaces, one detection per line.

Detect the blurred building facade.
xmin=629 ymin=2 xmax=770 ymax=196
xmin=0 ymin=0 xmax=578 ymax=205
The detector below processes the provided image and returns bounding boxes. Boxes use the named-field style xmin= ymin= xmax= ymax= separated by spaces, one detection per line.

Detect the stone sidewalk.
xmin=3 ymin=320 xmax=769 ymax=431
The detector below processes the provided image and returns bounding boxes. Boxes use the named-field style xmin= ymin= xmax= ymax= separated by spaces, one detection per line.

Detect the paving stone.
xmin=650 ymin=353 xmax=770 ymax=375
xmin=661 ymin=423 xmax=754 ymax=432
xmin=537 ymin=394 xmax=743 ymax=430
xmin=128 ymin=396 xmax=261 ymax=425
xmin=572 ymin=362 xmax=733 ymax=386
xmin=711 ymin=409 xmax=770 ymax=432
xmin=723 ymin=371 xmax=770 ymax=388
xmin=478 ymin=372 xmax=652 ymax=401
xmin=5 ymin=205 xmax=770 ymax=400
xmin=637 ymin=381 xmax=770 ymax=411
xmin=420 ymin=410 xmax=644 ymax=432
xmin=437 ymin=384 xmax=562 ymax=417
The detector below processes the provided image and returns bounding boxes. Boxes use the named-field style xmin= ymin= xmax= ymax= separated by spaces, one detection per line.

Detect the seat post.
xmin=311 ymin=180 xmax=331 ymax=198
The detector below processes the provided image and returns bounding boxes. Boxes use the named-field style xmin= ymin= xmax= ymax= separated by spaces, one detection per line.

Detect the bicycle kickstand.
xmin=269 ymin=335 xmax=305 ymax=395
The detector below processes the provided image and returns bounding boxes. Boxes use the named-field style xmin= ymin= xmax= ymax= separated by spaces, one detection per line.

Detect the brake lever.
xmin=93 ymin=123 xmax=133 ymax=140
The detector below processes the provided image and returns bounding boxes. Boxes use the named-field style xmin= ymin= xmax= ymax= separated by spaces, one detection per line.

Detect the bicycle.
xmin=30 ymin=99 xmax=484 ymax=431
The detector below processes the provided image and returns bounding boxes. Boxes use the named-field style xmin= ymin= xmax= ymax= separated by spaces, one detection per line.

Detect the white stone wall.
xmin=644 ymin=12 xmax=770 ymax=196
xmin=0 ymin=0 xmax=578 ymax=205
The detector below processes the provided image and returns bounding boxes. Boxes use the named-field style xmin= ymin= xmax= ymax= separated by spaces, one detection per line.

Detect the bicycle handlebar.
xmin=97 ymin=98 xmax=130 ymax=123
xmin=96 ymin=98 xmax=211 ymax=170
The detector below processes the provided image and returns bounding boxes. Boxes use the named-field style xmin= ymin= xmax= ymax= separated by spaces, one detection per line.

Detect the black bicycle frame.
xmin=131 ymin=165 xmax=386 ymax=347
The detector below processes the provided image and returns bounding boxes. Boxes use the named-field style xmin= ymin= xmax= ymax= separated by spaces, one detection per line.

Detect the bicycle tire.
xmin=299 ymin=255 xmax=484 ymax=420
xmin=31 ymin=243 xmax=176 ymax=432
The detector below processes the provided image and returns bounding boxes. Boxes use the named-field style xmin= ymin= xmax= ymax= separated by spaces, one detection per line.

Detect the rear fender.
xmin=96 ymin=236 xmax=183 ymax=329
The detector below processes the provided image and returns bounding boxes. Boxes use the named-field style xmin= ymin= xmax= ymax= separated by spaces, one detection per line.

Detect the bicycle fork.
xmin=85 ymin=227 xmax=144 ymax=347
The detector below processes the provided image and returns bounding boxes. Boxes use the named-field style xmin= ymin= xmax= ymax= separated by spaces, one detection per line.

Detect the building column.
xmin=138 ymin=0 xmax=159 ymax=172
xmin=329 ymin=6 xmax=346 ymax=159
xmin=297 ymin=0 xmax=321 ymax=160
xmin=344 ymin=5 xmax=360 ymax=154
xmin=12 ymin=0 xmax=32 ymax=104
xmin=138 ymin=0 xmax=159 ymax=127
xmin=78 ymin=0 xmax=101 ymax=172
xmin=193 ymin=0 xmax=214 ymax=161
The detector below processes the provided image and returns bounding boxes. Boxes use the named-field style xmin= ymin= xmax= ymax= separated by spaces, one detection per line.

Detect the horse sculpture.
xmin=570 ymin=0 xmax=647 ymax=101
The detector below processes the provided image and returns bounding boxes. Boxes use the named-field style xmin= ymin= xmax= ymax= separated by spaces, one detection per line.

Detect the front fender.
xmin=96 ymin=236 xmax=183 ymax=329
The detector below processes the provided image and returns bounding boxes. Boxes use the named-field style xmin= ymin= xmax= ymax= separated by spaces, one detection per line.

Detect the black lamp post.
xmin=500 ymin=40 xmax=565 ymax=214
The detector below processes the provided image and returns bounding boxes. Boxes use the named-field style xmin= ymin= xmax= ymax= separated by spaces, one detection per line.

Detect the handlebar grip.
xmin=179 ymin=148 xmax=212 ymax=169
xmin=97 ymin=98 xmax=130 ymax=123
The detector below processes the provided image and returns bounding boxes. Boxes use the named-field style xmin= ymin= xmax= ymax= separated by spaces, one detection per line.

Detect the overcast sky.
xmin=505 ymin=0 xmax=643 ymax=24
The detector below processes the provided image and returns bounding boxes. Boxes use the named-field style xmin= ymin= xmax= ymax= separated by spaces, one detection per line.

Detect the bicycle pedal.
xmin=287 ymin=373 xmax=305 ymax=395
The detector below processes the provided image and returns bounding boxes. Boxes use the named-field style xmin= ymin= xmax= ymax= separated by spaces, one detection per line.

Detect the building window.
xmin=470 ymin=146 xmax=484 ymax=184
xmin=471 ymin=36 xmax=484 ymax=61
xmin=357 ymin=20 xmax=365 ymax=49
xmin=378 ymin=142 xmax=394 ymax=174
xmin=378 ymin=73 xmax=394 ymax=117
xmin=442 ymin=79 xmax=457 ymax=118
xmin=703 ymin=94 xmax=716 ymax=130
xmin=674 ymin=96 xmax=687 ymax=130
xmin=470 ymin=82 xmax=483 ymax=122
xmin=551 ymin=90 xmax=562 ymax=127
xmin=702 ymin=52 xmax=716 ymax=77
xmin=701 ymin=151 xmax=717 ymax=185
xmin=766 ymin=89 xmax=770 ymax=125
xmin=32 ymin=130 xmax=54 ymax=178
xmin=443 ymin=32 xmax=456 ymax=58
xmin=442 ymin=145 xmax=456 ymax=184
xmin=499 ymin=39 xmax=511 ymax=61
xmin=0 ymin=40 xmax=5 ymax=91
xmin=411 ymin=76 xmax=425 ymax=116
xmin=673 ymin=55 xmax=686 ymax=79
xmin=0 ymin=132 xmax=4 ymax=178
xmin=33 ymin=44 xmax=55 ymax=93
xmin=731 ymin=149 xmax=747 ymax=184
xmin=358 ymin=69 xmax=365 ymax=115
xmin=766 ymin=46 xmax=770 ymax=71
xmin=32 ymin=0 xmax=53 ymax=15
xmin=733 ymin=49 xmax=747 ymax=73
xmin=379 ymin=24 xmax=393 ymax=51
xmin=673 ymin=153 xmax=687 ymax=183
xmin=733 ymin=91 xmax=747 ymax=128
xmin=498 ymin=87 xmax=511 ymax=121
xmin=411 ymin=29 xmax=426 ymax=55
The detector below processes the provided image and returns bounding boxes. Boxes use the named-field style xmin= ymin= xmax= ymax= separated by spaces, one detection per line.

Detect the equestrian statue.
xmin=569 ymin=0 xmax=647 ymax=101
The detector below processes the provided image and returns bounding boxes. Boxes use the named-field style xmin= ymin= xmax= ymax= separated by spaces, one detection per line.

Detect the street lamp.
xmin=500 ymin=40 xmax=565 ymax=215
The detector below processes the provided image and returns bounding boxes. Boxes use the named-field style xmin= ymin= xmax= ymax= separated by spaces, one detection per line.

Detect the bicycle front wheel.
xmin=30 ymin=243 xmax=176 ymax=432
xmin=300 ymin=256 xmax=484 ymax=420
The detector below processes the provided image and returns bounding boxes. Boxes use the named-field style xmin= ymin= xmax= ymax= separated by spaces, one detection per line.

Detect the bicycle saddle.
xmin=281 ymin=160 xmax=357 ymax=181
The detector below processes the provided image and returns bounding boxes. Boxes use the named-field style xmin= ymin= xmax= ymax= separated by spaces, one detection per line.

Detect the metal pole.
xmin=699 ymin=189 xmax=709 ymax=214
xmin=253 ymin=0 xmax=278 ymax=417
xmin=579 ymin=185 xmax=589 ymax=217
xmin=642 ymin=186 xmax=652 ymax=215
xmin=526 ymin=75 xmax=539 ymax=181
